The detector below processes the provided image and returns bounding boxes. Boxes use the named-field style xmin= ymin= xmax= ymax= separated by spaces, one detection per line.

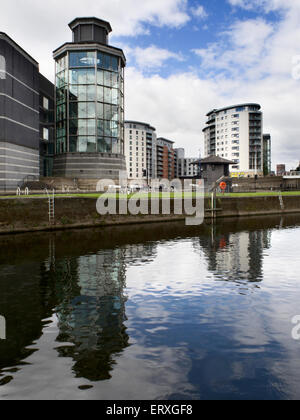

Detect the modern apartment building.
xmin=53 ymin=17 xmax=126 ymax=180
xmin=0 ymin=33 xmax=54 ymax=191
xmin=175 ymin=149 xmax=199 ymax=178
xmin=203 ymin=103 xmax=264 ymax=177
xmin=124 ymin=121 xmax=157 ymax=181
xmin=156 ymin=137 xmax=175 ymax=180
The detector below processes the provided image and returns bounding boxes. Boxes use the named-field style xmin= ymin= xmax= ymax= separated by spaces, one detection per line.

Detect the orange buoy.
xmin=220 ymin=182 xmax=227 ymax=191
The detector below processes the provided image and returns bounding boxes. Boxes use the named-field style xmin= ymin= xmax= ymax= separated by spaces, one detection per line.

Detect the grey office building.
xmin=53 ymin=17 xmax=127 ymax=180
xmin=0 ymin=33 xmax=40 ymax=191
xmin=0 ymin=33 xmax=55 ymax=191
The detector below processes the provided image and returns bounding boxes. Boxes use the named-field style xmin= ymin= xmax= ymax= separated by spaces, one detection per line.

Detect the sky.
xmin=0 ymin=0 xmax=300 ymax=169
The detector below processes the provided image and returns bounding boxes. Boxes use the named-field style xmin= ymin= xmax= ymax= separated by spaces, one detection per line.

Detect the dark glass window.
xmin=69 ymin=52 xmax=96 ymax=68
xmin=111 ymin=56 xmax=118 ymax=72
xmin=69 ymin=137 xmax=77 ymax=152
xmin=98 ymin=137 xmax=112 ymax=153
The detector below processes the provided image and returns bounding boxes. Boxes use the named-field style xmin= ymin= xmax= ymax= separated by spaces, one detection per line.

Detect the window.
xmin=70 ymin=52 xmax=96 ymax=68
xmin=43 ymin=127 xmax=49 ymax=141
xmin=43 ymin=97 xmax=49 ymax=110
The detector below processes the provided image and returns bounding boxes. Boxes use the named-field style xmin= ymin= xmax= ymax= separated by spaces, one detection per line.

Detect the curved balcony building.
xmin=203 ymin=103 xmax=265 ymax=177
xmin=53 ymin=18 xmax=127 ymax=180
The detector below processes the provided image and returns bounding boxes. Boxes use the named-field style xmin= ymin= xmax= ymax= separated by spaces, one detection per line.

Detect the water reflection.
xmin=41 ymin=251 xmax=129 ymax=382
xmin=1 ymin=215 xmax=300 ymax=399
xmin=195 ymin=226 xmax=271 ymax=283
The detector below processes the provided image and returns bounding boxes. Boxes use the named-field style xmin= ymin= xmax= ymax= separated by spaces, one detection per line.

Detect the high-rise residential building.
xmin=53 ymin=17 xmax=126 ymax=180
xmin=124 ymin=121 xmax=157 ymax=181
xmin=263 ymin=134 xmax=272 ymax=176
xmin=0 ymin=33 xmax=54 ymax=191
xmin=156 ymin=138 xmax=175 ymax=180
xmin=203 ymin=103 xmax=263 ymax=177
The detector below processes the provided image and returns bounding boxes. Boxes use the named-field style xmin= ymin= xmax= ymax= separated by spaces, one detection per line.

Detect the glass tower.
xmin=53 ymin=18 xmax=126 ymax=180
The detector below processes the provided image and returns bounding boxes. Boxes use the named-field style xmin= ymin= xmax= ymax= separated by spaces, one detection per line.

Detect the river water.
xmin=1 ymin=215 xmax=300 ymax=400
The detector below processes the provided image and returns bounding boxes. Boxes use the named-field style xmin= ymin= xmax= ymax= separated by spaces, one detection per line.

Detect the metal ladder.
xmin=46 ymin=189 xmax=55 ymax=223
xmin=279 ymin=193 xmax=285 ymax=210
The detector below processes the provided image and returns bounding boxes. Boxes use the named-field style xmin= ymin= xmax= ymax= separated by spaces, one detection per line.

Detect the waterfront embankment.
xmin=0 ymin=194 xmax=300 ymax=234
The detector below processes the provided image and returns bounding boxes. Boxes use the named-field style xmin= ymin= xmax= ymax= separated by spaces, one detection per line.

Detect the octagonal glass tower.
xmin=53 ymin=18 xmax=126 ymax=180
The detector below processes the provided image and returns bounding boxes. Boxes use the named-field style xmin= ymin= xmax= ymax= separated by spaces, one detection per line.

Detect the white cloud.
xmin=124 ymin=45 xmax=184 ymax=70
xmin=193 ymin=19 xmax=275 ymax=78
xmin=0 ymin=0 xmax=190 ymax=79
xmin=228 ymin=0 xmax=296 ymax=13
xmin=192 ymin=5 xmax=208 ymax=19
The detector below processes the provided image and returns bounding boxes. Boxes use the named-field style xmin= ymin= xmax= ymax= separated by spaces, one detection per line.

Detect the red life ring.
xmin=220 ymin=182 xmax=227 ymax=191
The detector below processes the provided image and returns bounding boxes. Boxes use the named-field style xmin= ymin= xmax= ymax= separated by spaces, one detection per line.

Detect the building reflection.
xmin=45 ymin=242 xmax=157 ymax=382
xmin=43 ymin=249 xmax=129 ymax=382
xmin=194 ymin=225 xmax=271 ymax=283
xmin=124 ymin=243 xmax=157 ymax=266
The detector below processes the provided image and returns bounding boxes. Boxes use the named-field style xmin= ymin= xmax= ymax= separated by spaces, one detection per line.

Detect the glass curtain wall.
xmin=55 ymin=51 xmax=124 ymax=155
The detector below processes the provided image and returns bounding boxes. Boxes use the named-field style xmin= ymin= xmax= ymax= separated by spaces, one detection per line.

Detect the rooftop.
xmin=125 ymin=121 xmax=156 ymax=131
xmin=0 ymin=32 xmax=39 ymax=67
xmin=206 ymin=103 xmax=261 ymax=117
xmin=191 ymin=155 xmax=235 ymax=165
xmin=69 ymin=17 xmax=112 ymax=34
xmin=157 ymin=137 xmax=175 ymax=144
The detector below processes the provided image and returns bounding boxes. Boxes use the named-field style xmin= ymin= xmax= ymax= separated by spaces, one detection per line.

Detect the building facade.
xmin=39 ymin=74 xmax=55 ymax=177
xmin=277 ymin=164 xmax=286 ymax=176
xmin=192 ymin=155 xmax=234 ymax=190
xmin=124 ymin=121 xmax=157 ymax=181
xmin=263 ymin=134 xmax=272 ymax=176
xmin=203 ymin=103 xmax=263 ymax=177
xmin=156 ymin=137 xmax=175 ymax=180
xmin=0 ymin=33 xmax=54 ymax=191
xmin=53 ymin=18 xmax=126 ymax=180
xmin=176 ymin=157 xmax=199 ymax=179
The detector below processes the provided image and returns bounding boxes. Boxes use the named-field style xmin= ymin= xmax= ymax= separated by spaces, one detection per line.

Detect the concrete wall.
xmin=0 ymin=141 xmax=39 ymax=191
xmin=1 ymin=194 xmax=300 ymax=234
xmin=227 ymin=176 xmax=300 ymax=192
xmin=53 ymin=153 xmax=127 ymax=180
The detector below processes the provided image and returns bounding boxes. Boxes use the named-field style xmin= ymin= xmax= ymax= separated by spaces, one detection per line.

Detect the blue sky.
xmin=113 ymin=0 xmax=283 ymax=78
xmin=0 ymin=0 xmax=299 ymax=168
